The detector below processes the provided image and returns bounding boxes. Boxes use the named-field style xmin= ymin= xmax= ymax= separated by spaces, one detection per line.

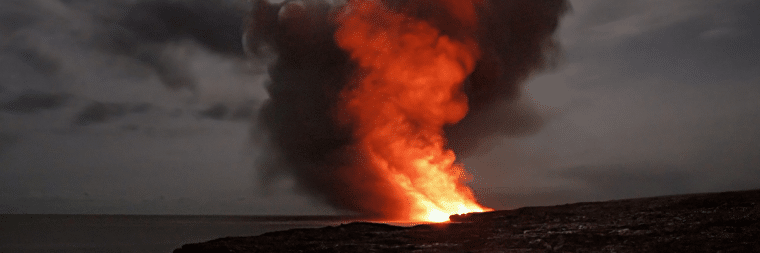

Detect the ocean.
xmin=0 ymin=214 xmax=364 ymax=253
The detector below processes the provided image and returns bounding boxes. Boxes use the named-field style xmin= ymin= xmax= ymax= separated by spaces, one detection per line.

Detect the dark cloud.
xmin=0 ymin=0 xmax=286 ymax=215
xmin=195 ymin=100 xmax=258 ymax=121
xmin=130 ymin=103 xmax=152 ymax=114
xmin=153 ymin=57 xmax=198 ymax=91
xmin=74 ymin=102 xmax=128 ymax=125
xmin=2 ymin=0 xmax=258 ymax=99
xmin=114 ymin=0 xmax=246 ymax=56
xmin=72 ymin=101 xmax=156 ymax=126
xmin=231 ymin=106 xmax=256 ymax=120
xmin=248 ymin=0 xmax=568 ymax=218
xmin=94 ymin=0 xmax=248 ymax=91
xmin=13 ymin=46 xmax=61 ymax=74
xmin=0 ymin=2 xmax=37 ymax=33
xmin=2 ymin=92 xmax=67 ymax=114
xmin=230 ymin=102 xmax=257 ymax=121
xmin=197 ymin=103 xmax=229 ymax=120
xmin=0 ymin=133 xmax=18 ymax=154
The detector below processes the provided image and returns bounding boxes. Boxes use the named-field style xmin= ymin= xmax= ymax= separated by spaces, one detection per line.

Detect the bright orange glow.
xmin=335 ymin=0 xmax=492 ymax=222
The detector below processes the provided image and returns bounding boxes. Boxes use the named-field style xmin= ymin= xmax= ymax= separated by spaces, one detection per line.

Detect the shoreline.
xmin=175 ymin=189 xmax=760 ymax=252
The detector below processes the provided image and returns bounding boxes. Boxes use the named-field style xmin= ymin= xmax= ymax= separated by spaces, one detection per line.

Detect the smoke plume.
xmin=247 ymin=0 xmax=569 ymax=218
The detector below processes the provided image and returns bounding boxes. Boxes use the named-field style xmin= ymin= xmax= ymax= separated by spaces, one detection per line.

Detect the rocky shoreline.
xmin=174 ymin=189 xmax=760 ymax=252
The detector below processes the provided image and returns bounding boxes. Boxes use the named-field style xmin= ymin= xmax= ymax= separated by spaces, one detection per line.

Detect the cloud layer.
xmin=1 ymin=0 xmax=758 ymax=214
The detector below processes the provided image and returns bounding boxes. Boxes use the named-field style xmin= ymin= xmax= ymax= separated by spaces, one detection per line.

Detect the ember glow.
xmin=334 ymin=0 xmax=491 ymax=222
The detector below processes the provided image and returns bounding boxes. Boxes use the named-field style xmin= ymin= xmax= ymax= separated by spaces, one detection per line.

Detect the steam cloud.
xmin=247 ymin=0 xmax=569 ymax=217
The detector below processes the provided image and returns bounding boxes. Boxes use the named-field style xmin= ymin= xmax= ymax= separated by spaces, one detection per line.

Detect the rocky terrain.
xmin=174 ymin=189 xmax=760 ymax=252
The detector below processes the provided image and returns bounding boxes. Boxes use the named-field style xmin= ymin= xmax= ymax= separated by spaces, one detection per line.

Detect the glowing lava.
xmin=334 ymin=0 xmax=492 ymax=222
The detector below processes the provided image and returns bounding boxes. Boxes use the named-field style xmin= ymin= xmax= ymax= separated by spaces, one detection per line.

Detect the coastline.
xmin=174 ymin=189 xmax=760 ymax=252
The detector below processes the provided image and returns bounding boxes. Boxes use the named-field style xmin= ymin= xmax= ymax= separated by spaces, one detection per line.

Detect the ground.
xmin=174 ymin=189 xmax=760 ymax=252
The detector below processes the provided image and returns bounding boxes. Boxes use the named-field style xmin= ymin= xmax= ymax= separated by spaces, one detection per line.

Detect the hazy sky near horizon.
xmin=1 ymin=0 xmax=758 ymax=215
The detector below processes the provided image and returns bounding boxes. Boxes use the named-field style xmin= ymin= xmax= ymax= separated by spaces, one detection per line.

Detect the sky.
xmin=1 ymin=0 xmax=758 ymax=215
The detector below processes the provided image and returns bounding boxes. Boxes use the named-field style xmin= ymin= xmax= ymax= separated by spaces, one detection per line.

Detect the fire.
xmin=334 ymin=0 xmax=492 ymax=222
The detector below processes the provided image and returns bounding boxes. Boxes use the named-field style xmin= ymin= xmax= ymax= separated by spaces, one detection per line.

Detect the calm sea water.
xmin=0 ymin=214 xmax=364 ymax=253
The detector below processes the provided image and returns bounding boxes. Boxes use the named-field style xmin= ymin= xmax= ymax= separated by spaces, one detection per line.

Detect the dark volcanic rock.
xmin=174 ymin=189 xmax=760 ymax=252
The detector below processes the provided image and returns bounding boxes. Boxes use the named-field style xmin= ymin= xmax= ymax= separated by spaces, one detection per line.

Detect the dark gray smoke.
xmin=247 ymin=0 xmax=569 ymax=217
xmin=446 ymin=1 xmax=567 ymax=156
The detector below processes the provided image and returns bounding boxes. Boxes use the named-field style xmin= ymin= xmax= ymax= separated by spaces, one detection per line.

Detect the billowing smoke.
xmin=247 ymin=0 xmax=569 ymax=218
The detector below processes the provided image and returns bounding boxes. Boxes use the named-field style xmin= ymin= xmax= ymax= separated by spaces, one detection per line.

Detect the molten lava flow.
xmin=334 ymin=0 xmax=492 ymax=222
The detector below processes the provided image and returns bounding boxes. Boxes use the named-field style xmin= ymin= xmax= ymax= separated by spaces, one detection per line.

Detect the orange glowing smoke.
xmin=334 ymin=0 xmax=492 ymax=222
